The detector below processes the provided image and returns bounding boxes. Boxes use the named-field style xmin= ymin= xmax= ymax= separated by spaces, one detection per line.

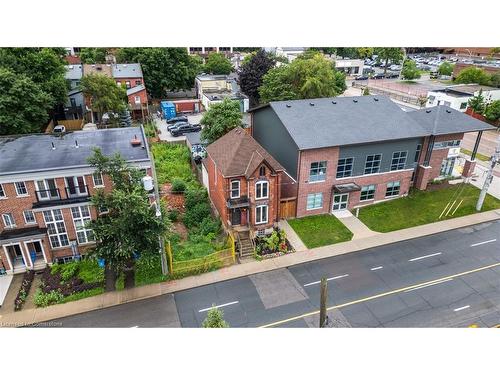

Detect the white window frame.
xmin=2 ymin=213 xmax=16 ymax=228
xmin=309 ymin=161 xmax=327 ymax=182
xmin=134 ymin=96 xmax=141 ymax=104
xmin=336 ymin=157 xmax=354 ymax=178
xmin=386 ymin=181 xmax=401 ymax=198
xmin=71 ymin=206 xmax=94 ymax=244
xmin=65 ymin=176 xmax=87 ymax=196
xmin=255 ymin=205 xmax=268 ymax=225
xmin=360 ymin=185 xmax=376 ymax=201
xmin=306 ymin=193 xmax=323 ymax=210
xmin=0 ymin=183 xmax=5 ymax=199
xmin=391 ymin=151 xmax=408 ymax=171
xmin=43 ymin=209 xmax=70 ymax=249
xmin=14 ymin=181 xmax=28 ymax=197
xmin=23 ymin=210 xmax=37 ymax=225
xmin=255 ymin=180 xmax=269 ymax=200
xmin=230 ymin=179 xmax=240 ymax=199
xmin=92 ymin=172 xmax=104 ymax=187
xmin=364 ymin=154 xmax=382 ymax=175
xmin=35 ymin=179 xmax=59 ymax=200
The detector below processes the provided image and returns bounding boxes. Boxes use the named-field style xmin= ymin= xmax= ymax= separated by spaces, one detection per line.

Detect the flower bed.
xmin=14 ymin=270 xmax=35 ymax=311
xmin=254 ymin=227 xmax=295 ymax=260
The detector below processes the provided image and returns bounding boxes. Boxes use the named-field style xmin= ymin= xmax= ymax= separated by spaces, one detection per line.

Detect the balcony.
xmin=226 ymin=195 xmax=249 ymax=209
xmin=32 ymin=185 xmax=90 ymax=209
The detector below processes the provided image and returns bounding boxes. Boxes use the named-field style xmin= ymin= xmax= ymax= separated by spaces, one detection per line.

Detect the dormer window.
xmin=230 ymin=179 xmax=240 ymax=199
xmin=259 ymin=166 xmax=266 ymax=177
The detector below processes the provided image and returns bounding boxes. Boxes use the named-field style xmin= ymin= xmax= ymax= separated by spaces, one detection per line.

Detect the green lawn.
xmin=288 ymin=214 xmax=353 ymax=249
xmin=358 ymin=184 xmax=500 ymax=233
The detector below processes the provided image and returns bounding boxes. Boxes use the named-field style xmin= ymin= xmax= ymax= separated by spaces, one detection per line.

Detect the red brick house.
xmin=203 ymin=127 xmax=285 ymax=236
xmin=0 ymin=128 xmax=152 ymax=274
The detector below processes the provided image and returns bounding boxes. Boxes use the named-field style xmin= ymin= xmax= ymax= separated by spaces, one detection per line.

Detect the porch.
xmin=0 ymin=228 xmax=49 ymax=274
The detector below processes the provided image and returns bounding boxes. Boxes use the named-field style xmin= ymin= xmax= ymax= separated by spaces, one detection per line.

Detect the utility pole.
xmin=319 ymin=277 xmax=328 ymax=328
xmin=476 ymin=135 xmax=500 ymax=211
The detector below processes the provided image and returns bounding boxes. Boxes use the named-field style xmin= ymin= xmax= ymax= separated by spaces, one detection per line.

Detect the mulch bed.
xmin=161 ymin=183 xmax=186 ymax=213
xmin=425 ymin=179 xmax=462 ymax=192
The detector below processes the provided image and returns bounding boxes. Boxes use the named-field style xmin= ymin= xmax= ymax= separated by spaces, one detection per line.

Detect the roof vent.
xmin=309 ymin=102 xmax=315 ymax=106
xmin=286 ymin=104 xmax=291 ymax=108
xmin=374 ymin=98 xmax=379 ymax=101
xmin=353 ymin=99 xmax=358 ymax=103
xmin=51 ymin=142 xmax=56 ymax=150
xmin=130 ymin=134 xmax=142 ymax=147
xmin=75 ymin=140 xmax=79 ymax=149
xmin=446 ymin=109 xmax=451 ymax=113
xmin=426 ymin=109 xmax=432 ymax=113
xmin=332 ymin=101 xmax=337 ymax=104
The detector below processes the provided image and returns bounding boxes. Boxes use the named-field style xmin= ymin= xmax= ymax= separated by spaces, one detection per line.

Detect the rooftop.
xmin=112 ymin=63 xmax=143 ymax=78
xmin=65 ymin=64 xmax=83 ymax=80
xmin=127 ymin=84 xmax=146 ymax=96
xmin=432 ymin=84 xmax=500 ymax=95
xmin=196 ymin=74 xmax=231 ymax=81
xmin=0 ymin=127 xmax=150 ymax=176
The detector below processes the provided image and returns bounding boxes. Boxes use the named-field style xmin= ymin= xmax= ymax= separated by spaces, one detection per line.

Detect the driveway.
xmin=157 ymin=113 xmax=204 ymax=143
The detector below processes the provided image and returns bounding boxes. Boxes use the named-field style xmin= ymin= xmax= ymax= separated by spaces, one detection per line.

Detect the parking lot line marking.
xmin=198 ymin=301 xmax=239 ymax=313
xmin=454 ymin=305 xmax=471 ymax=312
xmin=408 ymin=252 xmax=442 ymax=262
xmin=303 ymin=274 xmax=349 ymax=287
xmin=470 ymin=239 xmax=497 ymax=247
xmin=370 ymin=266 xmax=383 ymax=271
xmin=403 ymin=278 xmax=453 ymax=293
xmin=259 ymin=261 xmax=500 ymax=328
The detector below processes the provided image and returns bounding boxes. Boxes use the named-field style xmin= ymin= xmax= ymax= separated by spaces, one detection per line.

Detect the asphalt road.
xmin=50 ymin=220 xmax=500 ymax=328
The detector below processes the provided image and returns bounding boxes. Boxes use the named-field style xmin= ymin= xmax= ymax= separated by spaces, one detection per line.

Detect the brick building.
xmin=249 ymin=96 xmax=494 ymax=219
xmin=0 ymin=127 xmax=151 ymax=274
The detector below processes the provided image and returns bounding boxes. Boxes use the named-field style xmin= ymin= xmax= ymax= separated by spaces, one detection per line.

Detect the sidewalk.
xmin=332 ymin=210 xmax=378 ymax=239
xmin=2 ymin=209 xmax=500 ymax=326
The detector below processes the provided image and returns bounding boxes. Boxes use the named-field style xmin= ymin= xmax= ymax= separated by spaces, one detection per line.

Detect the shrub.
xmin=34 ymin=289 xmax=64 ymax=308
xmin=202 ymin=306 xmax=229 ymax=328
xmin=171 ymin=178 xmax=186 ymax=193
xmin=185 ymin=188 xmax=209 ymax=210
xmin=59 ymin=262 xmax=79 ymax=282
xmin=183 ymin=202 xmax=211 ymax=228
xmin=151 ymin=143 xmax=194 ymax=184
xmin=14 ymin=270 xmax=35 ymax=311
xmin=196 ymin=217 xmax=221 ymax=236
xmin=167 ymin=209 xmax=180 ymax=222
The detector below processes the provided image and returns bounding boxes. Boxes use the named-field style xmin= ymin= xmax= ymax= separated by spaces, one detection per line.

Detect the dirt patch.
xmin=161 ymin=183 xmax=186 ymax=213
xmin=172 ymin=221 xmax=189 ymax=241
xmin=425 ymin=180 xmax=461 ymax=192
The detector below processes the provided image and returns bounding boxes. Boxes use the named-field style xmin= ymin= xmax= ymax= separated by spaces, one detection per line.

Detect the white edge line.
xmin=130 ymin=326 xmax=139 ymax=328
xmin=470 ymin=239 xmax=497 ymax=247
xmin=198 ymin=300 xmax=239 ymax=313
xmin=370 ymin=266 xmax=383 ymax=271
xmin=408 ymin=252 xmax=442 ymax=262
xmin=453 ymin=305 xmax=471 ymax=312
xmin=303 ymin=274 xmax=349 ymax=287
xmin=403 ymin=278 xmax=453 ymax=293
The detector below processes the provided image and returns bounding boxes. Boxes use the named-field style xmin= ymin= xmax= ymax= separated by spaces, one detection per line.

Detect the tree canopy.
xmin=467 ymin=90 xmax=486 ymax=114
xmin=238 ymin=50 xmax=276 ymax=107
xmin=259 ymin=52 xmax=346 ymax=103
xmin=438 ymin=61 xmax=454 ymax=76
xmin=204 ymin=52 xmax=233 ymax=75
xmin=455 ymin=67 xmax=492 ymax=86
xmin=401 ymin=59 xmax=421 ymax=80
xmin=200 ymin=98 xmax=242 ymax=144
xmin=79 ymin=48 xmax=108 ymax=64
xmin=374 ymin=47 xmax=403 ymax=74
xmin=484 ymin=100 xmax=500 ymax=122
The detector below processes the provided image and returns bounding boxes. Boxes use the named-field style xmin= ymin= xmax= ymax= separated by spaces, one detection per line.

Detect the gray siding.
xmin=339 ymin=138 xmax=423 ymax=176
xmin=252 ymin=107 xmax=299 ymax=179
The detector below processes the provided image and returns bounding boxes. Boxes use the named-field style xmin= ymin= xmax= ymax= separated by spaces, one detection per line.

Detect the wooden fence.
xmin=57 ymin=119 xmax=84 ymax=131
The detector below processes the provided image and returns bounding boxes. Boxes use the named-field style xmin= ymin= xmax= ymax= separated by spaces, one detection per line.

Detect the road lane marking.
xmin=303 ymin=274 xmax=349 ymax=287
xmin=370 ymin=266 xmax=383 ymax=271
xmin=408 ymin=252 xmax=442 ymax=262
xmin=259 ymin=261 xmax=500 ymax=328
xmin=198 ymin=300 xmax=239 ymax=313
xmin=454 ymin=305 xmax=471 ymax=312
xmin=403 ymin=278 xmax=453 ymax=293
xmin=470 ymin=239 xmax=497 ymax=247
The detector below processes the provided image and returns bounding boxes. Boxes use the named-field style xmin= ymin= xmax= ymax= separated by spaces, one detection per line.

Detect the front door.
xmin=26 ymin=241 xmax=43 ymax=260
xmin=332 ymin=193 xmax=349 ymax=211
xmin=231 ymin=208 xmax=242 ymax=225
xmin=7 ymin=245 xmax=24 ymax=267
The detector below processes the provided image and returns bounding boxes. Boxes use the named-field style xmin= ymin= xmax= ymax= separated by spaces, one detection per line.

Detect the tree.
xmin=362 ymin=87 xmax=370 ymax=95
xmin=356 ymin=47 xmax=374 ymax=59
xmin=79 ymin=48 xmax=108 ymax=64
xmin=238 ymin=50 xmax=276 ymax=107
xmin=490 ymin=72 xmax=500 ymax=88
xmin=87 ymin=149 xmax=169 ymax=291
xmin=311 ymin=47 xmax=337 ymax=56
xmin=455 ymin=67 xmax=491 ymax=86
xmin=438 ymin=61 xmax=454 ymax=76
xmin=335 ymin=48 xmax=359 ymax=58
xmin=0 ymin=68 xmax=52 ymax=135
xmin=401 ymin=59 xmax=421 ymax=80
xmin=484 ymin=100 xmax=500 ymax=122
xmin=204 ymin=52 xmax=233 ymax=75
xmin=202 ymin=306 xmax=229 ymax=328
xmin=467 ymin=90 xmax=486 ymax=114
xmin=259 ymin=52 xmax=346 ymax=103
xmin=80 ymin=73 xmax=127 ymax=123
xmin=417 ymin=95 xmax=428 ymax=108
xmin=374 ymin=48 xmax=404 ymax=74
xmin=200 ymin=98 xmax=242 ymax=143
xmin=116 ymin=48 xmax=202 ymax=98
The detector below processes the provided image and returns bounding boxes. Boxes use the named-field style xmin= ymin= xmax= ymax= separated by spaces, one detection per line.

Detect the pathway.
xmin=0 ymin=274 xmax=22 ymax=313
xmin=332 ymin=210 xmax=378 ymax=240
xmin=278 ymin=220 xmax=307 ymax=252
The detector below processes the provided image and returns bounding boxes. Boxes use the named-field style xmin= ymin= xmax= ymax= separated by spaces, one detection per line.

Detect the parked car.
xmin=53 ymin=125 xmax=66 ymax=133
xmin=167 ymin=121 xmax=188 ymax=131
xmin=166 ymin=116 xmax=188 ymax=124
xmin=372 ymin=73 xmax=385 ymax=79
xmin=170 ymin=123 xmax=201 ymax=137
xmin=355 ymin=75 xmax=369 ymax=80
xmin=385 ymin=72 xmax=399 ymax=79
xmin=389 ymin=64 xmax=401 ymax=71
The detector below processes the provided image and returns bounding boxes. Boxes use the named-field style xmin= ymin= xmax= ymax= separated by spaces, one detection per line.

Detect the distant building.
xmin=334 ymin=58 xmax=364 ymax=76
xmin=195 ymin=74 xmax=249 ymax=112
xmin=452 ymin=62 xmax=500 ymax=78
xmin=426 ymin=84 xmax=500 ymax=112
xmin=187 ymin=47 xmax=234 ymax=58
xmin=265 ymin=47 xmax=307 ymax=63
xmin=63 ymin=65 xmax=84 ymax=120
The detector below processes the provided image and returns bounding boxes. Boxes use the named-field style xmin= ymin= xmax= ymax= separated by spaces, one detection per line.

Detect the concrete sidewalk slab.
xmin=333 ymin=211 xmax=378 ymax=240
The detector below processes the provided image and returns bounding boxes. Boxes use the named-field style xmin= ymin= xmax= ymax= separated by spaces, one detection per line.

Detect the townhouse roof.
xmin=407 ymin=106 xmax=496 ymax=136
xmin=83 ymin=64 xmax=113 ymax=77
xmin=206 ymin=127 xmax=284 ymax=178
xmin=65 ymin=64 xmax=83 ymax=80
xmin=126 ymin=84 xmax=146 ymax=96
xmin=112 ymin=63 xmax=143 ymax=78
xmin=195 ymin=74 xmax=231 ymax=81
xmin=0 ymin=127 xmax=150 ymax=176
xmin=431 ymin=84 xmax=499 ymax=96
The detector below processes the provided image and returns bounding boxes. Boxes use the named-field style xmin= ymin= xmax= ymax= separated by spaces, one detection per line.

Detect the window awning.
xmin=333 ymin=183 xmax=361 ymax=194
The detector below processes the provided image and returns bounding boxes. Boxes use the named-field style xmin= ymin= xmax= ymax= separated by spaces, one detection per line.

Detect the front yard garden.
xmin=358 ymin=184 xmax=500 ymax=233
xmin=288 ymin=214 xmax=354 ymax=249
xmin=255 ymin=227 xmax=294 ymax=259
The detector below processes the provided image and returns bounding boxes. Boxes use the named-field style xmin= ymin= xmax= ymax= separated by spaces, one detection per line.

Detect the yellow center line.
xmin=259 ymin=261 xmax=500 ymax=328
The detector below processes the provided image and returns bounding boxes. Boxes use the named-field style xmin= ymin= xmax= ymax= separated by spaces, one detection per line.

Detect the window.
xmin=364 ymin=154 xmax=382 ymax=174
xmin=309 ymin=161 xmax=327 ymax=182
xmin=360 ymin=185 xmax=376 ymax=201
xmin=65 ymin=176 xmax=87 ymax=196
xmin=23 ymin=210 xmax=36 ymax=224
xmin=230 ymin=180 xmax=240 ymax=199
xmin=135 ymin=80 xmax=142 ymax=86
xmin=414 ymin=144 xmax=422 ymax=163
xmin=70 ymin=97 xmax=76 ymax=107
xmin=428 ymin=95 xmax=435 ymax=104
xmin=92 ymin=172 xmax=104 ymax=187
xmin=134 ymin=96 xmax=141 ymax=104
xmin=43 ymin=209 xmax=70 ymax=248
xmin=391 ymin=151 xmax=407 ymax=171
xmin=259 ymin=166 xmax=266 ymax=177
xmin=255 ymin=181 xmax=269 ymax=199
xmin=2 ymin=213 xmax=15 ymax=228
xmin=72 ymin=206 xmax=94 ymax=244
xmin=15 ymin=181 xmax=28 ymax=196
xmin=36 ymin=179 xmax=59 ymax=200
xmin=306 ymin=193 xmax=323 ymax=210
xmin=0 ymin=184 xmax=5 ymax=198
xmin=125 ymin=81 xmax=131 ymax=89
xmin=386 ymin=181 xmax=400 ymax=197
xmin=460 ymin=102 xmax=467 ymax=110
xmin=98 ymin=205 xmax=109 ymax=215
xmin=336 ymin=158 xmax=354 ymax=178
xmin=255 ymin=205 xmax=268 ymax=224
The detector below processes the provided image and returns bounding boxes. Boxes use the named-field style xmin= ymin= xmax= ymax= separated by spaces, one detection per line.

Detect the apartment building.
xmin=0 ymin=127 xmax=151 ymax=274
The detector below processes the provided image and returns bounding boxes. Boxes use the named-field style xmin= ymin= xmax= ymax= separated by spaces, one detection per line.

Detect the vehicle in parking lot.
xmin=385 ymin=72 xmax=399 ymax=79
xmin=170 ymin=123 xmax=202 ymax=137
xmin=166 ymin=116 xmax=188 ymax=124
xmin=355 ymin=75 xmax=369 ymax=80
xmin=389 ymin=64 xmax=401 ymax=71
xmin=167 ymin=121 xmax=188 ymax=131
xmin=372 ymin=73 xmax=385 ymax=79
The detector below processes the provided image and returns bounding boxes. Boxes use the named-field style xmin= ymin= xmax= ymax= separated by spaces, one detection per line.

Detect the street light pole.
xmin=476 ymin=135 xmax=500 ymax=212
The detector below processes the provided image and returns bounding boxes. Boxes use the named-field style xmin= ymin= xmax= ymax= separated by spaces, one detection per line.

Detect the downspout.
xmin=295 ymin=150 xmax=302 ymax=217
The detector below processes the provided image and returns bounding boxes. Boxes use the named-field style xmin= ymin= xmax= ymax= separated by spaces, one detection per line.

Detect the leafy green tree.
xmin=438 ymin=61 xmax=454 ymax=76
xmin=490 ymin=72 xmax=500 ymax=88
xmin=87 ymin=149 xmax=169 ymax=291
xmin=204 ymin=52 xmax=233 ymax=75
xmin=202 ymin=306 xmax=229 ymax=328
xmin=0 ymin=68 xmax=52 ymax=135
xmin=484 ymin=100 xmax=500 ymax=122
xmin=455 ymin=67 xmax=491 ymax=86
xmin=374 ymin=48 xmax=404 ymax=74
xmin=467 ymin=90 xmax=486 ymax=114
xmin=200 ymin=98 xmax=242 ymax=143
xmin=311 ymin=47 xmax=337 ymax=55
xmin=259 ymin=52 xmax=346 ymax=103
xmin=356 ymin=47 xmax=374 ymax=59
xmin=116 ymin=48 xmax=202 ymax=98
xmin=401 ymin=59 xmax=421 ymax=80
xmin=417 ymin=95 xmax=428 ymax=108
xmin=79 ymin=48 xmax=108 ymax=64
xmin=238 ymin=50 xmax=276 ymax=107
xmin=335 ymin=48 xmax=359 ymax=58
xmin=80 ymin=73 xmax=127 ymax=123
xmin=362 ymin=87 xmax=370 ymax=95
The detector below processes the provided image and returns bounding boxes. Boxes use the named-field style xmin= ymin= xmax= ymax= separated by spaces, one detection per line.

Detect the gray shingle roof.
xmin=112 ymin=63 xmax=143 ymax=78
xmin=126 ymin=84 xmax=146 ymax=96
xmin=0 ymin=127 xmax=149 ymax=176
xmin=265 ymin=96 xmax=430 ymax=150
xmin=65 ymin=64 xmax=83 ymax=80
xmin=407 ymin=106 xmax=496 ymax=135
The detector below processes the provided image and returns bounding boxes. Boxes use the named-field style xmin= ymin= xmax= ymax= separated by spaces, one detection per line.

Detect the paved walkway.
xmin=278 ymin=221 xmax=307 ymax=251
xmin=2 ymin=209 xmax=500 ymax=326
xmin=332 ymin=210 xmax=378 ymax=239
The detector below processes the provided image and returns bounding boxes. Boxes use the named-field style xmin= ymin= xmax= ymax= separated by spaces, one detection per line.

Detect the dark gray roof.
xmin=264 ymin=96 xmax=430 ymax=150
xmin=65 ymin=64 xmax=83 ymax=80
xmin=0 ymin=127 xmax=149 ymax=176
xmin=185 ymin=131 xmax=204 ymax=146
xmin=127 ymin=84 xmax=146 ymax=96
xmin=112 ymin=63 xmax=143 ymax=78
xmin=407 ymin=106 xmax=496 ymax=135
